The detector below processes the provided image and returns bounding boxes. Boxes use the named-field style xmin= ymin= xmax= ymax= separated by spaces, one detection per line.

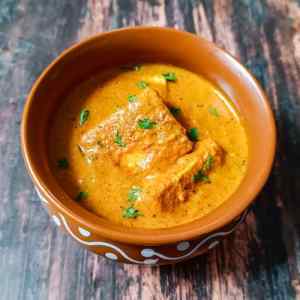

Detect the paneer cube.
xmin=139 ymin=138 xmax=224 ymax=211
xmin=79 ymin=88 xmax=192 ymax=174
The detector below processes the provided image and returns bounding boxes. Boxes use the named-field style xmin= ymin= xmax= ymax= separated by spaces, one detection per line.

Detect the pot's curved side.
xmin=35 ymin=186 xmax=249 ymax=265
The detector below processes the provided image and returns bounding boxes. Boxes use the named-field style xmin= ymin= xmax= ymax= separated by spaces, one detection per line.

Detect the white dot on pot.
xmin=141 ymin=248 xmax=155 ymax=258
xmin=52 ymin=215 xmax=61 ymax=226
xmin=105 ymin=252 xmax=118 ymax=260
xmin=176 ymin=241 xmax=190 ymax=252
xmin=78 ymin=227 xmax=91 ymax=237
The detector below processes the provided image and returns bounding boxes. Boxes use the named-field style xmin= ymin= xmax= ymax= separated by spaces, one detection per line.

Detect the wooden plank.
xmin=0 ymin=0 xmax=300 ymax=299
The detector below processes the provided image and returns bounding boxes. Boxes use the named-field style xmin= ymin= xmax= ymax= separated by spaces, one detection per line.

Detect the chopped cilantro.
xmin=114 ymin=130 xmax=126 ymax=147
xmin=137 ymin=80 xmax=148 ymax=89
xmin=138 ymin=118 xmax=156 ymax=129
xmin=208 ymin=106 xmax=220 ymax=117
xmin=57 ymin=158 xmax=69 ymax=169
xmin=122 ymin=206 xmax=143 ymax=219
xmin=169 ymin=106 xmax=181 ymax=117
xmin=203 ymin=154 xmax=214 ymax=172
xmin=76 ymin=191 xmax=88 ymax=201
xmin=128 ymin=186 xmax=142 ymax=202
xmin=79 ymin=109 xmax=90 ymax=126
xmin=187 ymin=128 xmax=199 ymax=141
xmin=128 ymin=94 xmax=138 ymax=102
xmin=193 ymin=154 xmax=214 ymax=183
xmin=163 ymin=72 xmax=177 ymax=82
xmin=193 ymin=170 xmax=210 ymax=183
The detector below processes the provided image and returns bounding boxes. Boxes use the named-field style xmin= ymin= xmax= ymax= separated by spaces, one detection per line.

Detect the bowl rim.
xmin=21 ymin=26 xmax=276 ymax=245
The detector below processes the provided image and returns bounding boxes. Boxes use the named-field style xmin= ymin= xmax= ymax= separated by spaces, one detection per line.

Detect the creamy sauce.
xmin=49 ymin=63 xmax=248 ymax=229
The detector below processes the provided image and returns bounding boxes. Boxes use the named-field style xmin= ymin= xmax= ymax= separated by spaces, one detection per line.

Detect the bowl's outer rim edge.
xmin=20 ymin=26 xmax=277 ymax=246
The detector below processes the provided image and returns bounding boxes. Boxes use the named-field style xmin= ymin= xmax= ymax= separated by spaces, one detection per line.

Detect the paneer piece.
xmin=139 ymin=138 xmax=224 ymax=212
xmin=79 ymin=88 xmax=192 ymax=174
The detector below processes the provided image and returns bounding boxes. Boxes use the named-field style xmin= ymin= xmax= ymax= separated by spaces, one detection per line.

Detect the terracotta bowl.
xmin=21 ymin=27 xmax=276 ymax=265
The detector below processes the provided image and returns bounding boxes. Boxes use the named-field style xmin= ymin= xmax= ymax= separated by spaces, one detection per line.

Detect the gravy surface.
xmin=49 ymin=63 xmax=248 ymax=229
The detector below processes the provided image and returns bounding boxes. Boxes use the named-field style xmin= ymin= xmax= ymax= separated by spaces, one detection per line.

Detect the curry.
xmin=49 ymin=63 xmax=248 ymax=229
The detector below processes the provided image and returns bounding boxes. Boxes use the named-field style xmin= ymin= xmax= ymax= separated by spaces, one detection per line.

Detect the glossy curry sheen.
xmin=49 ymin=63 xmax=248 ymax=229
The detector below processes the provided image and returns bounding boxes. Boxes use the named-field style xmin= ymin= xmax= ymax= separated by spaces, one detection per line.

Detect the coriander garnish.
xmin=203 ymin=154 xmax=214 ymax=172
xmin=128 ymin=94 xmax=138 ymax=102
xmin=187 ymin=128 xmax=199 ymax=141
xmin=128 ymin=186 xmax=142 ymax=202
xmin=122 ymin=206 xmax=143 ymax=219
xmin=169 ymin=106 xmax=181 ymax=117
xmin=114 ymin=130 xmax=126 ymax=147
xmin=57 ymin=158 xmax=69 ymax=169
xmin=138 ymin=118 xmax=156 ymax=129
xmin=208 ymin=106 xmax=220 ymax=117
xmin=193 ymin=154 xmax=214 ymax=183
xmin=76 ymin=191 xmax=88 ymax=202
xmin=122 ymin=187 xmax=143 ymax=219
xmin=193 ymin=170 xmax=210 ymax=183
xmin=79 ymin=109 xmax=90 ymax=126
xmin=163 ymin=72 xmax=177 ymax=82
xmin=137 ymin=80 xmax=148 ymax=89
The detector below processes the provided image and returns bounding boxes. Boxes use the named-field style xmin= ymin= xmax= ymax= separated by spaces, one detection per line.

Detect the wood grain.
xmin=0 ymin=0 xmax=299 ymax=299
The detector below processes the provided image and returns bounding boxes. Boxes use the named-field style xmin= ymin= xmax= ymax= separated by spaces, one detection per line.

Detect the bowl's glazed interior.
xmin=21 ymin=27 xmax=276 ymax=246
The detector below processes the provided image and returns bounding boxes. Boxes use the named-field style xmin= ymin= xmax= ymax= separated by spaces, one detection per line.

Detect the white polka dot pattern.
xmin=176 ymin=241 xmax=190 ymax=252
xmin=78 ymin=227 xmax=91 ymax=237
xmin=38 ymin=187 xmax=248 ymax=265
xmin=52 ymin=215 xmax=61 ymax=226
xmin=141 ymin=249 xmax=155 ymax=258
xmin=105 ymin=252 xmax=118 ymax=260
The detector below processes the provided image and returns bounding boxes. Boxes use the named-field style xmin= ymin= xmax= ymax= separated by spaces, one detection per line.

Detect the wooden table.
xmin=0 ymin=1 xmax=299 ymax=299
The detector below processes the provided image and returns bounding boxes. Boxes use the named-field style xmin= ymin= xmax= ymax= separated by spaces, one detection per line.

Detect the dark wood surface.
xmin=0 ymin=0 xmax=299 ymax=299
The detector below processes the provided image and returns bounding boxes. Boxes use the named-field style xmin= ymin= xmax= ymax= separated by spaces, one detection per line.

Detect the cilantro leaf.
xmin=76 ymin=191 xmax=88 ymax=201
xmin=163 ymin=72 xmax=177 ymax=82
xmin=137 ymin=80 xmax=148 ymax=89
xmin=193 ymin=154 xmax=214 ymax=184
xmin=114 ymin=130 xmax=126 ymax=147
xmin=193 ymin=170 xmax=210 ymax=183
xmin=79 ymin=109 xmax=90 ymax=126
xmin=128 ymin=186 xmax=142 ymax=202
xmin=187 ymin=128 xmax=199 ymax=141
xmin=208 ymin=106 xmax=220 ymax=117
xmin=122 ymin=206 xmax=143 ymax=219
xmin=57 ymin=158 xmax=69 ymax=169
xmin=138 ymin=118 xmax=156 ymax=129
xmin=203 ymin=154 xmax=214 ymax=172
xmin=128 ymin=94 xmax=138 ymax=102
